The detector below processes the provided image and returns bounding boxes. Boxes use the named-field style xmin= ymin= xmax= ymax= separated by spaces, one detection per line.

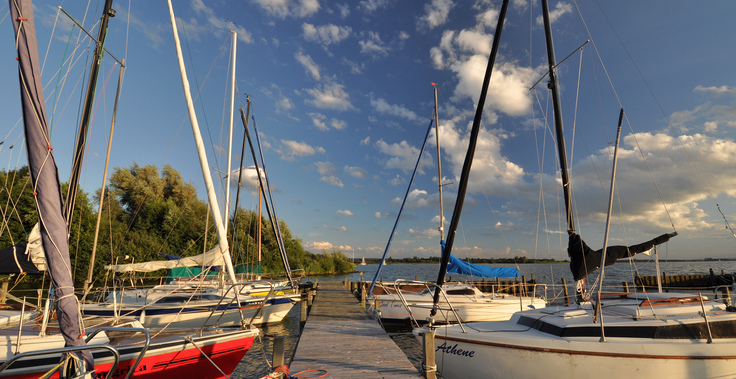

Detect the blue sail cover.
xmin=447 ymin=253 xmax=518 ymax=278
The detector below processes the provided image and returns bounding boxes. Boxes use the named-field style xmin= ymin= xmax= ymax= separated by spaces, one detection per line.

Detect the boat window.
xmin=446 ymin=289 xmax=475 ymax=295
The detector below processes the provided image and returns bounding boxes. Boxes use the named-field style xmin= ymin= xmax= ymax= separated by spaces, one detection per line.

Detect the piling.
xmin=422 ymin=331 xmax=437 ymax=379
xmin=272 ymin=335 xmax=286 ymax=367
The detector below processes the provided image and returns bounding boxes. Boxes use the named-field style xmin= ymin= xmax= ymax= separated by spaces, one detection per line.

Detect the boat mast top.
xmin=541 ymin=0 xmax=574 ymax=233
xmin=433 ymin=84 xmax=445 ymax=243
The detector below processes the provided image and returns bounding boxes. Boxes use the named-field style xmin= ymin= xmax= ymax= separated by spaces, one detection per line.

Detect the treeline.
xmin=0 ymin=164 xmax=354 ymax=284
xmin=366 ymin=256 xmax=565 ymax=264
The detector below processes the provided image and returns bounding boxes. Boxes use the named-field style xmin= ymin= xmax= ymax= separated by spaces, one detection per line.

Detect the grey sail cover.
xmin=11 ymin=0 xmax=92 ymax=369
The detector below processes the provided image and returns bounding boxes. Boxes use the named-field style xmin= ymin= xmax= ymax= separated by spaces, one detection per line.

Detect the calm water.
xmin=236 ymin=260 xmax=736 ymax=378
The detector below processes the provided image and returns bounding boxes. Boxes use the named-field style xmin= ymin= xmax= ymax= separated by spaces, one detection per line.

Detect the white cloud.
xmin=253 ymin=0 xmax=320 ymax=19
xmin=303 ymin=241 xmax=334 ymax=251
xmin=535 ymin=1 xmax=572 ymax=26
xmin=359 ymin=31 xmax=389 ymax=57
xmin=370 ymin=96 xmax=420 ymax=121
xmin=190 ymin=0 xmax=253 ymax=43
xmin=344 ymin=165 xmax=368 ymax=178
xmin=337 ymin=209 xmax=355 ymax=216
xmin=305 ymin=83 xmax=355 ymax=111
xmin=309 ymin=112 xmax=329 ymax=131
xmin=375 ymin=139 xmax=432 ymax=173
xmin=323 ymin=224 xmax=348 ymax=231
xmin=419 ymin=0 xmax=454 ymax=29
xmin=359 ymin=0 xmax=393 ymax=13
xmin=321 ymin=175 xmax=345 ymax=187
xmin=278 ymin=140 xmax=326 ymax=160
xmin=315 ymin=161 xmax=337 ymax=175
xmin=295 ymin=51 xmax=321 ymax=80
xmin=302 ymin=23 xmax=352 ymax=46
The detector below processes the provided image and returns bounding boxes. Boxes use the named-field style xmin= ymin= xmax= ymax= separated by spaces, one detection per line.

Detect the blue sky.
xmin=3 ymin=0 xmax=736 ymax=263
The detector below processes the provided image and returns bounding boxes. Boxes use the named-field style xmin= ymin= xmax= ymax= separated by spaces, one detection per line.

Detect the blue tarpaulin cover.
xmin=446 ymin=253 xmax=519 ymax=278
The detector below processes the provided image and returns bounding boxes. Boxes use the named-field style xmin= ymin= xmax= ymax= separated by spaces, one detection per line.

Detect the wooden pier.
xmin=289 ymin=281 xmax=422 ymax=378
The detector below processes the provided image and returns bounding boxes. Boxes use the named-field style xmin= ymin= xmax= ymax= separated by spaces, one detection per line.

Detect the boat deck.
xmin=289 ymin=281 xmax=422 ymax=378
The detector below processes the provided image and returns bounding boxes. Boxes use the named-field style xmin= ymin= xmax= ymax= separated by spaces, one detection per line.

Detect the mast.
xmin=168 ymin=0 xmax=238 ymax=285
xmin=433 ymin=84 xmax=445 ymax=243
xmin=541 ymin=0 xmax=574 ymax=233
xmin=432 ymin=0 xmax=509 ymax=311
xmin=12 ymin=0 xmax=92 ymax=369
xmin=231 ymin=98 xmax=250 ymax=277
xmin=224 ymin=31 xmax=236 ymax=233
xmin=83 ymin=61 xmax=125 ymax=295
xmin=65 ymin=0 xmax=115 ymax=227
xmin=240 ymin=108 xmax=294 ymax=284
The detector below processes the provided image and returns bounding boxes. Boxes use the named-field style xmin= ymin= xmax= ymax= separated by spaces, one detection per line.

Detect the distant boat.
xmin=359 ymin=257 xmax=366 ymax=265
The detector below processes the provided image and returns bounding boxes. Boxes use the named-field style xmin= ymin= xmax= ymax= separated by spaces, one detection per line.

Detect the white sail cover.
xmin=105 ymin=244 xmax=225 ymax=273
xmin=26 ymin=223 xmax=47 ymax=271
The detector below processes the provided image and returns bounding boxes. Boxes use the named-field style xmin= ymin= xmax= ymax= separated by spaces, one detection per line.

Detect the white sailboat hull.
xmin=427 ymin=330 xmax=736 ymax=378
xmin=417 ymin=297 xmax=736 ymax=379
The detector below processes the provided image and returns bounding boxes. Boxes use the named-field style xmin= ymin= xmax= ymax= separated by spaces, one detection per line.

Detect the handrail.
xmin=85 ymin=326 xmax=151 ymax=379
xmin=197 ymin=280 xmax=278 ymax=335
xmin=0 ymin=344 xmax=119 ymax=379
xmin=393 ymin=279 xmax=467 ymax=333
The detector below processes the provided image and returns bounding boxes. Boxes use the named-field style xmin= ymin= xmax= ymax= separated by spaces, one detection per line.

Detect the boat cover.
xmin=447 ymin=253 xmax=519 ymax=278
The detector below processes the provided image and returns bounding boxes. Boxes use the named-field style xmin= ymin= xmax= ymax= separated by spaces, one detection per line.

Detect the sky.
xmin=2 ymin=0 xmax=736 ymax=263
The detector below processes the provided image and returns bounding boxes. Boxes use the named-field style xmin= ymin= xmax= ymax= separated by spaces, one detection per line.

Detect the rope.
xmin=291 ymin=369 xmax=328 ymax=379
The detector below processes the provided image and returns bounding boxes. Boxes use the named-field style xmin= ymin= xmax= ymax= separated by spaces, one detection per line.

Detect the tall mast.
xmin=65 ymin=0 xmax=115 ymax=227
xmin=432 ymin=0 xmax=509 ymax=311
xmin=224 ymin=31 xmax=236 ymax=233
xmin=168 ymin=0 xmax=238 ymax=285
xmin=433 ymin=84 xmax=445 ymax=243
xmin=541 ymin=0 xmax=574 ymax=233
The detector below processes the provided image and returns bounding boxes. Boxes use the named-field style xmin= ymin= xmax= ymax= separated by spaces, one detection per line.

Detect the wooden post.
xmin=521 ymin=276 xmax=527 ymax=297
xmin=307 ymin=290 xmax=314 ymax=306
xmin=375 ymin=299 xmax=381 ymax=315
xmin=272 ymin=335 xmax=286 ymax=367
xmin=360 ymin=284 xmax=366 ymax=308
xmin=300 ymin=292 xmax=308 ymax=331
xmin=344 ymin=277 xmax=348 ymax=289
xmin=561 ymin=278 xmax=569 ymax=306
xmin=422 ymin=331 xmax=437 ymax=379
xmin=622 ymin=282 xmax=630 ymax=293
xmin=37 ymin=289 xmax=42 ymax=309
xmin=0 ymin=281 xmax=8 ymax=303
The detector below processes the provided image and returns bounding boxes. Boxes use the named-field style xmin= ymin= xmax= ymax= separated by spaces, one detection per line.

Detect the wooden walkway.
xmin=289 ymin=281 xmax=423 ymax=378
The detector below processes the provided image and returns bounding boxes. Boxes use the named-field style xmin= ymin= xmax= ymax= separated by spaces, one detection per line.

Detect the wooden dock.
xmin=289 ymin=281 xmax=423 ymax=378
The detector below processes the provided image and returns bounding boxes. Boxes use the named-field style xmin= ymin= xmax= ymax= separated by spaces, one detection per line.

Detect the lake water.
xmin=235 ymin=260 xmax=736 ymax=378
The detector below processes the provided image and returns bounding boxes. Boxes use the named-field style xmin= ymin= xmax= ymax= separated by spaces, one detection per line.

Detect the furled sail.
xmin=568 ymin=231 xmax=675 ymax=281
xmin=11 ymin=0 xmax=92 ymax=369
xmin=0 ymin=223 xmax=46 ymax=275
xmin=446 ymin=253 xmax=519 ymax=279
xmin=105 ymin=244 xmax=225 ymax=273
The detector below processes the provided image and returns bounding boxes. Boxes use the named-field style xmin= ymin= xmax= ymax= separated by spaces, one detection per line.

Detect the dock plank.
xmin=289 ymin=281 xmax=422 ymax=378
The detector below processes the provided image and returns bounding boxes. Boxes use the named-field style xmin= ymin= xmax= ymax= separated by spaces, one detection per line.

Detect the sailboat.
xmin=415 ymin=1 xmax=736 ymax=378
xmin=0 ymin=1 xmax=258 ymax=378
xmin=79 ymin=7 xmax=300 ymax=329
xmin=371 ymin=85 xmax=546 ymax=326
xmin=359 ymin=257 xmax=366 ymax=266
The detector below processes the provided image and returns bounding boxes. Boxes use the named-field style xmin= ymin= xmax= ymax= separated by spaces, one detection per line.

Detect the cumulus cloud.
xmin=305 ymin=83 xmax=355 ymax=110
xmin=337 ymin=209 xmax=355 ymax=216
xmin=321 ymin=175 xmax=345 ymax=187
xmin=302 ymin=23 xmax=352 ymax=46
xmin=277 ymin=140 xmax=326 ymax=161
xmin=253 ymin=0 xmax=320 ymax=19
xmin=303 ymin=241 xmax=334 ymax=251
xmin=315 ymin=161 xmax=337 ymax=175
xmin=535 ymin=1 xmax=572 ymax=26
xmin=375 ymin=139 xmax=433 ymax=173
xmin=344 ymin=165 xmax=368 ymax=178
xmin=323 ymin=224 xmax=348 ymax=231
xmin=295 ymin=51 xmax=321 ymax=80
xmin=359 ymin=0 xmax=393 ymax=13
xmin=419 ymin=0 xmax=454 ymax=29
xmin=370 ymin=96 xmax=420 ymax=122
xmin=359 ymin=31 xmax=389 ymax=57
xmin=190 ymin=0 xmax=253 ymax=43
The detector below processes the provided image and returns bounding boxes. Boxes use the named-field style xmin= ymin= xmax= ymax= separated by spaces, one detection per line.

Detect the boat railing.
xmin=392 ymin=279 xmax=467 ymax=333
xmin=0 ymin=325 xmax=149 ymax=379
xmin=197 ymin=280 xmax=277 ymax=335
